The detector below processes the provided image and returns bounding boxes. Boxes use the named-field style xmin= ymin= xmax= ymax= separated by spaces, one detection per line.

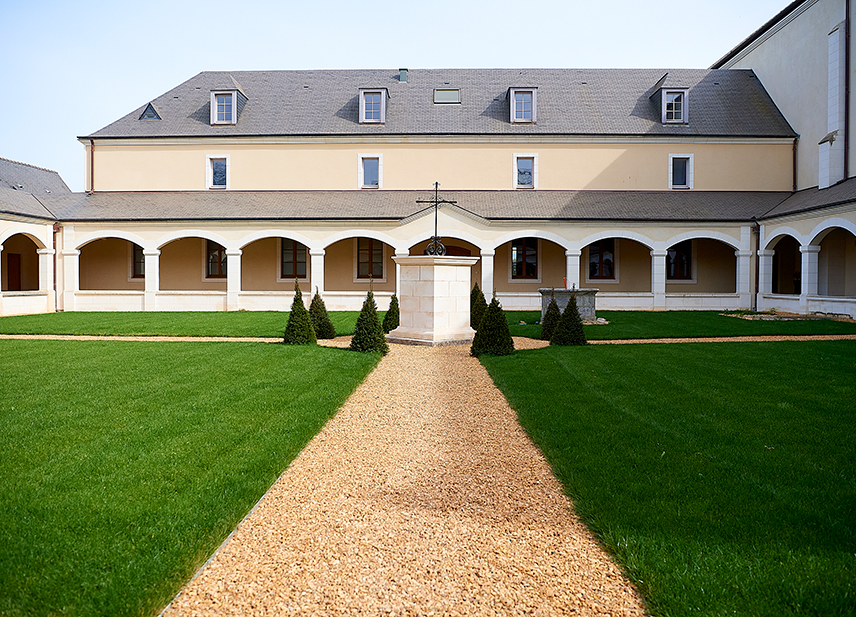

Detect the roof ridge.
xmin=0 ymin=156 xmax=61 ymax=175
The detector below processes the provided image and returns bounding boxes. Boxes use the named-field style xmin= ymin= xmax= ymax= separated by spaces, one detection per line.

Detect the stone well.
xmin=539 ymin=288 xmax=599 ymax=322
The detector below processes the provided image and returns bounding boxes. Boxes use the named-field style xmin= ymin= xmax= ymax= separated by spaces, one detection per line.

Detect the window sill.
xmin=515 ymin=185 xmax=535 ymax=190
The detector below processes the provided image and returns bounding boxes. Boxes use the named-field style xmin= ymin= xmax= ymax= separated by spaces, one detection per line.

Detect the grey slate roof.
xmin=0 ymin=186 xmax=57 ymax=220
xmin=0 ymin=157 xmax=71 ymax=195
xmin=46 ymin=189 xmax=791 ymax=223
xmin=761 ymin=176 xmax=856 ymax=219
xmin=84 ymin=68 xmax=796 ymax=139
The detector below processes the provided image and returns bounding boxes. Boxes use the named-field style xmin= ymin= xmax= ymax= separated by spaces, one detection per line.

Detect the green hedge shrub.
xmin=551 ymin=294 xmax=587 ymax=346
xmin=309 ymin=289 xmax=336 ymax=339
xmin=540 ymin=292 xmax=561 ymax=341
xmin=382 ymin=294 xmax=400 ymax=334
xmin=349 ymin=291 xmax=389 ymax=355
xmin=471 ymin=297 xmax=515 ymax=357
xmin=470 ymin=283 xmax=488 ymax=331
xmin=283 ymin=282 xmax=317 ymax=345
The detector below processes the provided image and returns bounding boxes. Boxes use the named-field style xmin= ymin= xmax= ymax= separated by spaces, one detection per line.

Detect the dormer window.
xmin=509 ymin=88 xmax=537 ymax=123
xmin=210 ymin=90 xmax=237 ymax=125
xmin=662 ymin=89 xmax=688 ymax=124
xmin=359 ymin=89 xmax=387 ymax=124
xmin=139 ymin=103 xmax=160 ymax=120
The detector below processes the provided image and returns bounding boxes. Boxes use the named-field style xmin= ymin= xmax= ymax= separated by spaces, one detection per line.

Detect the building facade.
xmin=2 ymin=0 xmax=855 ymax=319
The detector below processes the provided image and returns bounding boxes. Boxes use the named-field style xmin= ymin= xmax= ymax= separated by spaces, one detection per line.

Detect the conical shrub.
xmin=471 ymin=297 xmax=515 ymax=357
xmin=550 ymin=293 xmax=587 ymax=346
xmin=540 ymin=291 xmax=561 ymax=341
xmin=471 ymin=283 xmax=488 ymax=331
xmin=349 ymin=290 xmax=389 ymax=355
xmin=283 ymin=281 xmax=317 ymax=345
xmin=382 ymin=294 xmax=400 ymax=334
xmin=309 ymin=288 xmax=336 ymax=339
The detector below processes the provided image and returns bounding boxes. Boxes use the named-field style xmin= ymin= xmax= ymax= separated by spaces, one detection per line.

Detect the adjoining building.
xmin=2 ymin=0 xmax=855 ymax=318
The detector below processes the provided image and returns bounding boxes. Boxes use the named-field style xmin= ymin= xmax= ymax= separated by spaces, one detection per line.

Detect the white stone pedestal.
xmin=387 ymin=255 xmax=480 ymax=346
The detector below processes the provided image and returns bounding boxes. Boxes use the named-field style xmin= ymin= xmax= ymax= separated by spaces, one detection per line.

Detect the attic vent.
xmin=139 ymin=103 xmax=161 ymax=120
xmin=434 ymin=88 xmax=461 ymax=104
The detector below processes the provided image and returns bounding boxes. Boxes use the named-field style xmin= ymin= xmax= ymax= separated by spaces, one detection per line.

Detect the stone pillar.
xmin=61 ymin=249 xmax=80 ymax=312
xmin=310 ymin=249 xmax=326 ymax=295
xmin=650 ymin=249 xmax=667 ymax=310
xmin=735 ymin=250 xmax=752 ymax=309
xmin=37 ymin=248 xmax=56 ymax=312
xmin=143 ymin=250 xmax=160 ymax=311
xmin=565 ymin=249 xmax=581 ymax=290
xmin=226 ymin=249 xmax=242 ymax=311
xmin=757 ymin=249 xmax=775 ymax=311
xmin=480 ymin=249 xmax=495 ymax=298
xmin=394 ymin=249 xmax=409 ymax=297
xmin=800 ymin=245 xmax=821 ymax=313
xmin=387 ymin=255 xmax=480 ymax=346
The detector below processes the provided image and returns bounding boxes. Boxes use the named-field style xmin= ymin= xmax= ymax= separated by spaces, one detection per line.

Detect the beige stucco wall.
xmin=160 ymin=238 xmax=226 ymax=291
xmin=723 ymin=0 xmax=849 ymax=190
xmin=1 ymin=234 xmax=40 ymax=291
xmin=79 ymin=238 xmax=144 ymax=290
xmin=818 ymin=226 xmax=856 ymax=295
xmin=581 ymin=239 xmax=652 ymax=292
xmin=241 ymin=237 xmax=311 ymax=292
xmin=665 ymin=238 xmax=736 ymax=293
xmin=85 ymin=140 xmax=793 ymax=192
xmin=324 ymin=238 xmax=396 ymax=292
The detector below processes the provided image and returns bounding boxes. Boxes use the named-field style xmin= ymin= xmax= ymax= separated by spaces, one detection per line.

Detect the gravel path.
xmin=159 ymin=339 xmax=647 ymax=616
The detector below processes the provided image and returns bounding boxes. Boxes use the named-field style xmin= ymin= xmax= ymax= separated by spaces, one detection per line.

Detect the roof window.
xmin=663 ymin=89 xmax=688 ymax=124
xmin=509 ymin=88 xmax=537 ymax=123
xmin=139 ymin=103 xmax=161 ymax=120
xmin=434 ymin=88 xmax=461 ymax=104
xmin=359 ymin=89 xmax=388 ymax=124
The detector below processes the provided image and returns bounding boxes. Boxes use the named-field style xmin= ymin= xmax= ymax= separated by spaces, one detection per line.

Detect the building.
xmin=1 ymin=0 xmax=855 ymax=319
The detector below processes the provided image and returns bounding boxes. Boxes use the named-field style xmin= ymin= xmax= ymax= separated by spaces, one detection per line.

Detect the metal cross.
xmin=416 ymin=182 xmax=457 ymax=256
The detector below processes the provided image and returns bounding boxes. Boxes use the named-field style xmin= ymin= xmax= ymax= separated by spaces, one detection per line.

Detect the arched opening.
xmin=159 ymin=237 xmax=227 ymax=291
xmin=665 ymin=238 xmax=736 ymax=293
xmin=323 ymin=237 xmax=396 ymax=293
xmin=495 ymin=237 xmax=565 ymax=292
xmin=79 ymin=238 xmax=145 ymax=290
xmin=240 ymin=237 xmax=311 ymax=293
xmin=816 ymin=227 xmax=856 ymax=297
xmin=771 ymin=235 xmax=801 ymax=294
xmin=409 ymin=238 xmax=482 ymax=288
xmin=580 ymin=237 xmax=651 ymax=291
xmin=1 ymin=233 xmax=40 ymax=291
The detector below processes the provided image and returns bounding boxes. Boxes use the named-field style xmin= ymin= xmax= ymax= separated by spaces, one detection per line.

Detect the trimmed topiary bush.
xmin=471 ymin=297 xmax=515 ymax=357
xmin=470 ymin=283 xmax=488 ymax=331
xmin=550 ymin=293 xmax=587 ymax=346
xmin=349 ymin=290 xmax=389 ymax=355
xmin=382 ymin=294 xmax=400 ymax=334
xmin=283 ymin=281 xmax=317 ymax=345
xmin=540 ymin=291 xmax=561 ymax=341
xmin=309 ymin=288 xmax=336 ymax=339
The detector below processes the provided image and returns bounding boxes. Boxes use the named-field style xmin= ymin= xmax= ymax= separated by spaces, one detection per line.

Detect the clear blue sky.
xmin=0 ymin=0 xmax=787 ymax=192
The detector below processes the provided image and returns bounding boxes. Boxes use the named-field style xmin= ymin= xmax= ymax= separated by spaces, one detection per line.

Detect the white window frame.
xmin=669 ymin=153 xmax=693 ymax=189
xmin=277 ymin=238 xmax=310 ymax=283
xmin=513 ymin=153 xmax=538 ymax=189
xmin=352 ymin=238 xmax=388 ymax=283
xmin=507 ymin=237 xmax=542 ymax=284
xmin=359 ymin=89 xmax=386 ymax=124
xmin=127 ymin=242 xmax=145 ymax=282
xmin=665 ymin=239 xmax=698 ymax=284
xmin=210 ymin=90 xmax=237 ymax=125
xmin=358 ymin=154 xmax=383 ymax=189
xmin=584 ymin=240 xmax=621 ymax=285
xmin=662 ymin=89 xmax=688 ymax=124
xmin=510 ymin=88 xmax=537 ymax=123
xmin=206 ymin=154 xmax=230 ymax=189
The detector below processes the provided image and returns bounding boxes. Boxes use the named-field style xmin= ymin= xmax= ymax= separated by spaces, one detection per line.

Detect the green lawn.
xmin=0 ymin=311 xmax=366 ymax=338
xmin=481 ymin=341 xmax=856 ymax=616
xmin=0 ymin=340 xmax=380 ymax=617
xmin=506 ymin=310 xmax=856 ymax=339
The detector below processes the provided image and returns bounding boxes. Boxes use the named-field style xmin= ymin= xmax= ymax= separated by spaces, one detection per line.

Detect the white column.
xmin=143 ymin=249 xmax=160 ymax=311
xmin=61 ymin=249 xmax=80 ymax=311
xmin=757 ymin=249 xmax=775 ymax=311
xmin=800 ymin=245 xmax=821 ymax=313
xmin=735 ymin=250 xmax=752 ymax=308
xmin=565 ymin=249 xmax=581 ymax=289
xmin=310 ymin=249 xmax=326 ymax=296
xmin=651 ymin=249 xmax=667 ymax=310
xmin=0 ymin=244 xmax=4 ymax=315
xmin=394 ymin=249 xmax=409 ymax=297
xmin=37 ymin=248 xmax=56 ymax=312
xmin=480 ymin=249 xmax=495 ymax=298
xmin=226 ymin=249 xmax=242 ymax=311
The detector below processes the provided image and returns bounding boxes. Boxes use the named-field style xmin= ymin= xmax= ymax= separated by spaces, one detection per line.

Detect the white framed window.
xmin=353 ymin=238 xmax=387 ymax=283
xmin=669 ymin=154 xmax=693 ymax=189
xmin=662 ymin=89 xmax=688 ymax=124
xmin=206 ymin=154 xmax=230 ymax=189
xmin=359 ymin=89 xmax=387 ymax=124
xmin=510 ymin=88 xmax=537 ymax=123
xmin=434 ymin=88 xmax=461 ymax=104
xmin=210 ymin=91 xmax=237 ymax=125
xmin=277 ymin=238 xmax=308 ymax=282
xmin=666 ymin=239 xmax=697 ymax=284
xmin=513 ymin=153 xmax=538 ymax=189
xmin=128 ymin=243 xmax=145 ymax=281
xmin=585 ymin=239 xmax=621 ymax=284
xmin=508 ymin=237 xmax=541 ymax=283
xmin=359 ymin=154 xmax=382 ymax=189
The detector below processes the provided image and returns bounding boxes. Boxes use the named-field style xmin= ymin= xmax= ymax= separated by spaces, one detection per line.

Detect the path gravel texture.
xmin=160 ymin=338 xmax=647 ymax=616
